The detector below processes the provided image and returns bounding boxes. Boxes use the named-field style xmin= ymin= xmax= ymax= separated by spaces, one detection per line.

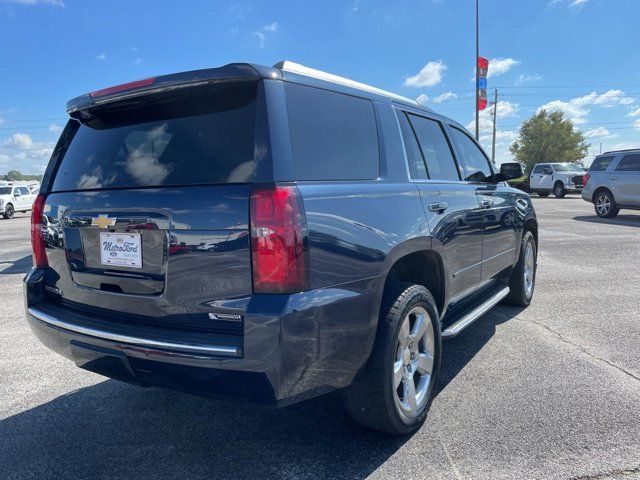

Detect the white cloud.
xmin=583 ymin=127 xmax=615 ymax=139
xmin=467 ymin=101 xmax=519 ymax=133
xmin=404 ymin=61 xmax=447 ymax=88
xmin=96 ymin=52 xmax=106 ymax=61
xmin=538 ymin=100 xmax=589 ymax=124
xmin=1 ymin=0 xmax=64 ymax=6
xmin=48 ymin=124 xmax=63 ymax=133
xmin=487 ymin=58 xmax=520 ymax=78
xmin=538 ymin=89 xmax=635 ymax=124
xmin=263 ymin=22 xmax=278 ymax=32
xmin=626 ymin=106 xmax=640 ymax=118
xmin=416 ymin=91 xmax=458 ymax=105
xmin=251 ymin=22 xmax=278 ymax=48
xmin=550 ymin=0 xmax=588 ymax=10
xmin=432 ymin=91 xmax=458 ymax=103
xmin=571 ymin=89 xmax=634 ymax=107
xmin=0 ymin=132 xmax=55 ymax=173
xmin=2 ymin=133 xmax=34 ymax=149
xmin=514 ymin=73 xmax=542 ymax=86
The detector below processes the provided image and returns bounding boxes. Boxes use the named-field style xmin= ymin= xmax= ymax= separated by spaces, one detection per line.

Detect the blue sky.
xmin=1 ymin=0 xmax=639 ymax=174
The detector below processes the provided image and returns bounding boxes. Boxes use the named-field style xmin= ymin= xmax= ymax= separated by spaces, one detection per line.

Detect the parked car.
xmin=24 ymin=61 xmax=538 ymax=435
xmin=0 ymin=184 xmax=35 ymax=219
xmin=582 ymin=149 xmax=640 ymax=218
xmin=529 ymin=162 xmax=586 ymax=198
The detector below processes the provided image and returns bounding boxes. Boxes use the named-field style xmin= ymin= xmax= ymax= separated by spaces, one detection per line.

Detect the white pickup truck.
xmin=0 ymin=184 xmax=36 ymax=219
xmin=529 ymin=163 xmax=586 ymax=198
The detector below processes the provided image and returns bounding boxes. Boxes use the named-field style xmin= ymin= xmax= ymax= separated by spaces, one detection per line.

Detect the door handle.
xmin=428 ymin=202 xmax=448 ymax=213
xmin=480 ymin=199 xmax=493 ymax=208
xmin=610 ymin=177 xmax=617 ymax=181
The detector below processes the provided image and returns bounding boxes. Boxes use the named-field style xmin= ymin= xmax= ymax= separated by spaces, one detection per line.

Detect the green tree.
xmin=510 ymin=110 xmax=589 ymax=172
xmin=1 ymin=170 xmax=43 ymax=182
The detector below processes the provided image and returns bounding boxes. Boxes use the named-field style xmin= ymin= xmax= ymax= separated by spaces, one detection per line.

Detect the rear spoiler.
xmin=66 ymin=62 xmax=281 ymax=116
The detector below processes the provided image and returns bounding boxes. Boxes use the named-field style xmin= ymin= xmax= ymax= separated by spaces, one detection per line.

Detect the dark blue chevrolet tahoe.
xmin=24 ymin=61 xmax=537 ymax=435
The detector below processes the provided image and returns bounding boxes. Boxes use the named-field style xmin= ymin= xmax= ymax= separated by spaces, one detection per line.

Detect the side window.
xmin=397 ymin=112 xmax=428 ymax=179
xmin=615 ymin=154 xmax=640 ymax=172
xmin=449 ymin=127 xmax=493 ymax=182
xmin=589 ymin=156 xmax=614 ymax=171
xmin=407 ymin=114 xmax=460 ymax=181
xmin=532 ymin=164 xmax=545 ymax=174
xmin=284 ymin=83 xmax=379 ymax=181
xmin=18 ymin=187 xmax=30 ymax=195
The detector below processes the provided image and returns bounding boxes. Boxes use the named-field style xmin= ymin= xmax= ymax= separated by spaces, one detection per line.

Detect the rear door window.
xmin=589 ymin=156 xmax=614 ymax=171
xmin=406 ymin=114 xmax=460 ymax=181
xmin=449 ymin=127 xmax=494 ymax=182
xmin=398 ymin=112 xmax=428 ymax=180
xmin=50 ymin=82 xmax=258 ymax=192
xmin=615 ymin=154 xmax=640 ymax=171
xmin=284 ymin=83 xmax=379 ymax=181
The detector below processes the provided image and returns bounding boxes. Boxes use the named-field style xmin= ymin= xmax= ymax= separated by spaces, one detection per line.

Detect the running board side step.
xmin=441 ymin=286 xmax=510 ymax=339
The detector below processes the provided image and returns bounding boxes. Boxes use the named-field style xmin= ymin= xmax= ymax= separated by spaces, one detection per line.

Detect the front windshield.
xmin=0 ymin=187 xmax=12 ymax=195
xmin=552 ymin=163 xmax=584 ymax=172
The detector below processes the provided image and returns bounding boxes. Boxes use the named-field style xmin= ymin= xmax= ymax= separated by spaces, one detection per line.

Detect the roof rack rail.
xmin=274 ymin=60 xmax=422 ymax=107
xmin=601 ymin=148 xmax=639 ymax=155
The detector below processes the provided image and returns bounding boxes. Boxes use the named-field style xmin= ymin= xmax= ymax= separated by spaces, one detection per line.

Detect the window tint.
xmin=589 ymin=156 xmax=614 ymax=172
xmin=615 ymin=154 xmax=640 ymax=172
xmin=398 ymin=112 xmax=428 ymax=179
xmin=407 ymin=114 xmax=459 ymax=181
xmin=18 ymin=187 xmax=30 ymax=195
xmin=0 ymin=187 xmax=11 ymax=195
xmin=285 ymin=83 xmax=379 ymax=181
xmin=51 ymin=82 xmax=257 ymax=192
xmin=450 ymin=127 xmax=493 ymax=182
xmin=532 ymin=164 xmax=545 ymax=174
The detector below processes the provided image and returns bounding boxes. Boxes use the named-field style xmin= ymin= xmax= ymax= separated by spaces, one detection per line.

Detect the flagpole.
xmin=475 ymin=0 xmax=480 ymax=140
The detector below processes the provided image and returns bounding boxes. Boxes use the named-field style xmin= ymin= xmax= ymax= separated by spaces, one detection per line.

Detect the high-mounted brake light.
xmin=89 ymin=77 xmax=156 ymax=98
xmin=31 ymin=194 xmax=48 ymax=268
xmin=250 ymin=185 xmax=309 ymax=294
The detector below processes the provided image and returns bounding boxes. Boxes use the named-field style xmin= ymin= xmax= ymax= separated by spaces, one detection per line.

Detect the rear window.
xmin=50 ymin=82 xmax=257 ymax=192
xmin=589 ymin=156 xmax=614 ymax=172
xmin=615 ymin=154 xmax=640 ymax=172
xmin=284 ymin=83 xmax=379 ymax=181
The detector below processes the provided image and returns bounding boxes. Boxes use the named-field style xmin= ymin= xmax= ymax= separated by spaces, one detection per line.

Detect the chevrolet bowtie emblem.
xmin=91 ymin=214 xmax=117 ymax=228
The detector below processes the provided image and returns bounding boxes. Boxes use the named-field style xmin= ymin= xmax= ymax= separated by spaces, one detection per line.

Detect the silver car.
xmin=582 ymin=149 xmax=640 ymax=218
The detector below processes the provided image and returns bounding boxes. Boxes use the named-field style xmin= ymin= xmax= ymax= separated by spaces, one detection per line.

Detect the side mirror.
xmin=14 ymin=191 xmax=21 ymax=197
xmin=542 ymin=168 xmax=552 ymax=175
xmin=499 ymin=162 xmax=524 ymax=181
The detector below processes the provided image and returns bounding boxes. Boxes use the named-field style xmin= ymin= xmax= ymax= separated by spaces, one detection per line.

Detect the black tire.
xmin=537 ymin=192 xmax=550 ymax=197
xmin=594 ymin=190 xmax=619 ymax=218
xmin=503 ymin=230 xmax=537 ymax=306
xmin=553 ymin=182 xmax=566 ymax=198
xmin=343 ymin=283 xmax=441 ymax=435
xmin=3 ymin=204 xmax=14 ymax=219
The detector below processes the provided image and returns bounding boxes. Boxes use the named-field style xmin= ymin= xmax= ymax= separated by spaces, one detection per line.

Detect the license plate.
xmin=99 ymin=232 xmax=142 ymax=268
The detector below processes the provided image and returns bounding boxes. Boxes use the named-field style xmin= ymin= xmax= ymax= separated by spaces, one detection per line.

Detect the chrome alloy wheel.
xmin=524 ymin=240 xmax=535 ymax=298
xmin=596 ymin=194 xmax=611 ymax=216
xmin=393 ymin=306 xmax=435 ymax=422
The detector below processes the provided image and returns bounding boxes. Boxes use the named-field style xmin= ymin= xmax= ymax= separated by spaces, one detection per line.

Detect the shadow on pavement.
xmin=436 ymin=305 xmax=525 ymax=395
xmin=573 ymin=214 xmax=640 ymax=228
xmin=0 ymin=255 xmax=31 ymax=275
xmin=0 ymin=305 xmax=524 ymax=479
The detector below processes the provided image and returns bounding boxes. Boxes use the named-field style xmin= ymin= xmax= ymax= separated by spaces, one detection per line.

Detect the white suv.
xmin=0 ymin=185 xmax=35 ymax=219
xmin=529 ymin=163 xmax=586 ymax=198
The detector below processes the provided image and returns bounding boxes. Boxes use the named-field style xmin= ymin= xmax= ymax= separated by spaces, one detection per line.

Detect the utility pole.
xmin=475 ymin=0 xmax=480 ymax=140
xmin=491 ymin=88 xmax=498 ymax=163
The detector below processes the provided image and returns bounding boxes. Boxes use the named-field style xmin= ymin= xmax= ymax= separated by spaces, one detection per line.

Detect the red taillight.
xmin=250 ymin=185 xmax=309 ymax=294
xmin=89 ymin=77 xmax=156 ymax=98
xmin=31 ymin=194 xmax=48 ymax=268
xmin=583 ymin=172 xmax=590 ymax=186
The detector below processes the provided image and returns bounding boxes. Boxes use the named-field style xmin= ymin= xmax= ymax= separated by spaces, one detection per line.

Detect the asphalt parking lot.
xmin=1 ymin=197 xmax=639 ymax=480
